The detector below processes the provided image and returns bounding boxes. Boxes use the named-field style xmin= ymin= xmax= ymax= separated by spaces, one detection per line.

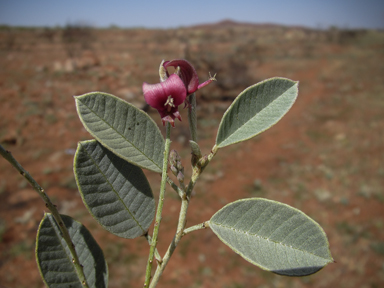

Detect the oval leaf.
xmin=209 ymin=198 xmax=333 ymax=276
xmin=74 ymin=140 xmax=155 ymax=239
xmin=216 ymin=78 xmax=298 ymax=148
xmin=75 ymin=92 xmax=164 ymax=173
xmin=36 ymin=213 xmax=108 ymax=288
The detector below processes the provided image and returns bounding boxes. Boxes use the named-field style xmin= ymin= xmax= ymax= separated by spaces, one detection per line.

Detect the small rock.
xmin=200 ymin=173 xmax=216 ymax=182
xmin=198 ymin=254 xmax=206 ymax=263
xmin=59 ymin=200 xmax=78 ymax=215
xmin=48 ymin=151 xmax=65 ymax=162
xmin=314 ymin=188 xmax=331 ymax=202
xmin=53 ymin=61 xmax=62 ymax=72
xmin=335 ymin=133 xmax=346 ymax=141
xmin=14 ymin=208 xmax=36 ymax=224
xmin=358 ymin=185 xmax=372 ymax=199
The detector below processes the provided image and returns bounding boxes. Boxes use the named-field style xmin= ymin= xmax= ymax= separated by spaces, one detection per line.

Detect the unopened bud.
xmin=176 ymin=160 xmax=183 ymax=171
xmin=177 ymin=171 xmax=184 ymax=183
xmin=169 ymin=149 xmax=184 ymax=175
xmin=169 ymin=150 xmax=179 ymax=166
xmin=189 ymin=140 xmax=202 ymax=159
xmin=170 ymin=165 xmax=178 ymax=176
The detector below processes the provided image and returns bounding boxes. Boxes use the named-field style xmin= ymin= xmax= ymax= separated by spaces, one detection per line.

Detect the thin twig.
xmin=182 ymin=221 xmax=209 ymax=236
xmin=0 ymin=144 xmax=89 ymax=288
xmin=166 ymin=176 xmax=184 ymax=198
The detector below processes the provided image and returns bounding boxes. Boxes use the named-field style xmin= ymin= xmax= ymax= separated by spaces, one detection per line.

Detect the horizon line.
xmin=0 ymin=19 xmax=381 ymax=31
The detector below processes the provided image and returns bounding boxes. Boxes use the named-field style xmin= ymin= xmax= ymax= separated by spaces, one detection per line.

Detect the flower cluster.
xmin=142 ymin=59 xmax=216 ymax=126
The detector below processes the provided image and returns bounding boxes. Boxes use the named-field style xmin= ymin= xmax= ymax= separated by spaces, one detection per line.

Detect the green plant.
xmin=0 ymin=58 xmax=333 ymax=287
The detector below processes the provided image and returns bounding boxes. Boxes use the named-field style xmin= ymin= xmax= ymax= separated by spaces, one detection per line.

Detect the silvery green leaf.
xmin=74 ymin=140 xmax=155 ymax=239
xmin=216 ymin=78 xmax=298 ymax=148
xmin=75 ymin=92 xmax=164 ymax=173
xmin=209 ymin=198 xmax=333 ymax=276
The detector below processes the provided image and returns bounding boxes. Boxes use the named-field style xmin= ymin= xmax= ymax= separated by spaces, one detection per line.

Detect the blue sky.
xmin=0 ymin=0 xmax=383 ymax=29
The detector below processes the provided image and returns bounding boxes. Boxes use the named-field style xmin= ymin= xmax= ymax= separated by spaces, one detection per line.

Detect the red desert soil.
xmin=0 ymin=24 xmax=383 ymax=287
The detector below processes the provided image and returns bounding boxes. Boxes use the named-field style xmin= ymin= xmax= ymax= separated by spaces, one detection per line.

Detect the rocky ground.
xmin=0 ymin=22 xmax=384 ymax=287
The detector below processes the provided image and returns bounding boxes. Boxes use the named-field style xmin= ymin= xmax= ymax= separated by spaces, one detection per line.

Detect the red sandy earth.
xmin=0 ymin=27 xmax=383 ymax=288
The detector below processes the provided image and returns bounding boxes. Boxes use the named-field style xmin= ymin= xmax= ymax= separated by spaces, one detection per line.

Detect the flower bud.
xmin=169 ymin=150 xmax=179 ymax=166
xmin=176 ymin=160 xmax=183 ymax=171
xmin=177 ymin=171 xmax=184 ymax=183
xmin=170 ymin=165 xmax=178 ymax=176
xmin=169 ymin=150 xmax=184 ymax=176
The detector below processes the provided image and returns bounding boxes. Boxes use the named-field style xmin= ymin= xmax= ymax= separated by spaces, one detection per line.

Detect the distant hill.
xmin=190 ymin=19 xmax=308 ymax=30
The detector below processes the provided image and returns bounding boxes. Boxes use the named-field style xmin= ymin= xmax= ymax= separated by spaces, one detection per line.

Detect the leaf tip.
xmin=73 ymin=95 xmax=84 ymax=101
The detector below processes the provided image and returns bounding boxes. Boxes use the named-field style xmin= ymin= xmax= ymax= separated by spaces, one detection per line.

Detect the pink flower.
xmin=143 ymin=59 xmax=216 ymax=126
xmin=162 ymin=59 xmax=215 ymax=94
xmin=143 ymin=74 xmax=186 ymax=127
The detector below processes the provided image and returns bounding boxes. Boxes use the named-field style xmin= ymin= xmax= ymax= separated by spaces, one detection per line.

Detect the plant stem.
xmin=144 ymin=234 xmax=162 ymax=262
xmin=188 ymin=93 xmax=197 ymax=142
xmin=0 ymin=144 xmax=89 ymax=288
xmin=149 ymin=145 xmax=218 ymax=287
xmin=149 ymin=194 xmax=189 ymax=288
xmin=144 ymin=122 xmax=172 ymax=287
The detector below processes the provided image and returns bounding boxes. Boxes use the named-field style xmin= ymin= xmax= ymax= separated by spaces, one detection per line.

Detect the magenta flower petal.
xmin=143 ymin=74 xmax=187 ymax=126
xmin=163 ymin=59 xmax=199 ymax=94
xmin=143 ymin=59 xmax=216 ymax=126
